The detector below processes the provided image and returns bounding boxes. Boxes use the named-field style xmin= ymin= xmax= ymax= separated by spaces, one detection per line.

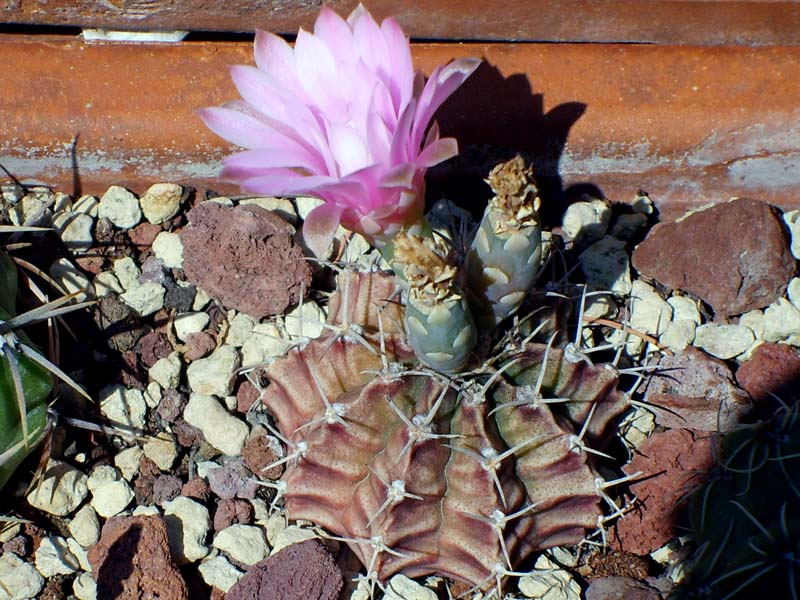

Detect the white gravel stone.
xmin=667 ymin=295 xmax=702 ymax=324
xmin=263 ymin=512 xmax=287 ymax=545
xmin=53 ymin=211 xmax=94 ymax=252
xmin=787 ymin=277 xmax=800 ymax=309
xmin=114 ymin=446 xmax=143 ymax=481
xmin=68 ymin=504 xmax=101 ymax=547
xmin=226 ymin=312 xmax=257 ymax=347
xmin=295 ymin=196 xmax=325 ymax=220
xmin=66 ymin=538 xmax=92 ymax=571
xmin=120 ymin=280 xmax=166 ymax=317
xmin=100 ymin=384 xmax=147 ymax=429
xmin=384 ymin=574 xmax=437 ymax=600
xmin=149 ymin=352 xmax=182 ymax=389
xmin=610 ymin=212 xmax=647 ymax=240
xmin=783 ymin=209 xmax=800 ymax=260
xmin=561 ymin=198 xmax=611 ymax=245
xmin=87 ymin=465 xmax=120 ymax=492
xmin=694 ymin=323 xmax=755 ymax=359
xmin=519 ymin=555 xmax=581 ymax=600
xmin=659 ymin=320 xmax=697 ymax=353
xmin=241 ymin=322 xmax=292 ymax=365
xmin=35 ymin=536 xmax=80 ymax=577
xmin=213 ymin=524 xmax=269 ymax=566
xmin=53 ymin=192 xmax=72 ymax=212
xmin=26 ymin=459 xmax=88 ymax=516
xmin=184 ymin=393 xmax=249 ymax=456
xmin=73 ymin=194 xmax=99 ymax=217
xmin=133 ymin=505 xmax=161 ymax=516
xmin=186 ymin=345 xmax=241 ymax=397
xmin=50 ymin=258 xmax=94 ymax=302
xmin=144 ymin=381 xmax=162 ymax=408
xmin=630 ymin=280 xmax=673 ymax=338
xmin=239 ymin=197 xmax=298 ymax=224
xmin=284 ymin=300 xmax=326 ymax=340
xmin=193 ymin=285 xmax=211 ymax=310
xmin=140 ymin=182 xmax=183 ymax=224
xmin=198 ymin=554 xmax=243 ymax=593
xmin=73 ymin=572 xmax=98 ymax=600
xmin=91 ymin=478 xmax=134 ymax=518
xmin=632 ymin=191 xmax=655 ymax=215
xmin=764 ymin=298 xmax=800 ymax=342
xmin=93 ymin=271 xmax=124 ymax=297
xmin=98 ymin=185 xmax=141 ymax=229
xmin=113 ymin=256 xmax=141 ymax=290
xmin=143 ymin=433 xmax=179 ymax=471
xmin=580 ymin=235 xmax=632 ymax=294
xmin=0 ymin=553 xmax=44 ymax=600
xmin=164 ymin=496 xmax=211 ymax=564
xmin=152 ymin=231 xmax=184 ymax=269
xmin=196 ymin=460 xmax=221 ymax=479
xmin=270 ymin=525 xmax=319 ymax=555
xmin=619 ymin=406 xmax=656 ymax=452
xmin=739 ymin=309 xmax=766 ymax=340
xmin=9 ymin=192 xmax=51 ymax=226
xmin=175 ymin=311 xmax=210 ymax=341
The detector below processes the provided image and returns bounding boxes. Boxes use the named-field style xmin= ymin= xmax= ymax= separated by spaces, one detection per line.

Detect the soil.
xmin=0 ymin=175 xmax=798 ymax=600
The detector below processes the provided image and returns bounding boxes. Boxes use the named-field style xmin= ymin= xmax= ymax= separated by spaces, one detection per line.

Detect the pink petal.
xmin=253 ymin=30 xmax=301 ymax=93
xmin=389 ymin=98 xmax=417 ymax=165
xmin=314 ymin=5 xmax=357 ymax=64
xmin=241 ymin=172 xmax=338 ymax=196
xmin=327 ymin=123 xmax=371 ymax=176
xmin=412 ymin=57 xmax=481 ymax=148
xmin=221 ymin=147 xmax=326 ymax=178
xmin=380 ymin=17 xmax=414 ymax=111
xmin=352 ymin=7 xmax=390 ymax=75
xmin=294 ymin=28 xmax=339 ymax=101
xmin=416 ymin=137 xmax=458 ymax=168
xmin=301 ymin=202 xmax=345 ymax=258
xmin=198 ymin=106 xmax=286 ymax=149
xmin=380 ymin=163 xmax=416 ymax=189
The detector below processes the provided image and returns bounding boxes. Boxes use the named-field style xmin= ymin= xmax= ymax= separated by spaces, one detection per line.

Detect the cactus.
xmin=0 ymin=246 xmax=91 ymax=490
xmin=259 ymin=266 xmax=631 ymax=595
xmin=674 ymin=397 xmax=800 ymax=600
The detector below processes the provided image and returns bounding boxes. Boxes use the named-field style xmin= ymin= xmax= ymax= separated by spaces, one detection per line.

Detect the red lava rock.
xmin=74 ymin=254 xmax=104 ymax=275
xmin=224 ymin=539 xmax=342 ymax=600
xmin=1 ymin=535 xmax=29 ymax=557
xmin=157 ymin=389 xmax=188 ymax=423
xmin=180 ymin=202 xmax=311 ymax=319
xmin=242 ymin=434 xmax=284 ymax=481
xmin=235 ymin=380 xmax=260 ymax=414
xmin=207 ymin=460 xmax=258 ymax=500
xmin=173 ymin=418 xmax=205 ymax=448
xmin=88 ymin=515 xmax=188 ymax=600
xmin=133 ymin=473 xmax=157 ymax=506
xmin=643 ymin=346 xmax=752 ymax=431
xmin=181 ymin=477 xmax=212 ymax=503
xmin=129 ymin=222 xmax=163 ymax=249
xmin=184 ymin=331 xmax=216 ymax=361
xmin=585 ymin=576 xmax=662 ymax=600
xmin=736 ymin=342 xmax=800 ymax=403
xmin=632 ymin=198 xmax=795 ymax=316
xmin=612 ymin=428 xmax=715 ymax=555
xmin=120 ymin=349 xmax=146 ymax=390
xmin=213 ymin=498 xmax=254 ymax=531
xmin=152 ymin=474 xmax=183 ymax=506
xmin=138 ymin=330 xmax=172 ymax=368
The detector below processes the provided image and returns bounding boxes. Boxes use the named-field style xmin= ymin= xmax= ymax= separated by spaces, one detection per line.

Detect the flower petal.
xmin=314 ymin=5 xmax=358 ymax=64
xmin=301 ymin=202 xmax=345 ymax=258
xmin=221 ymin=147 xmax=325 ymax=178
xmin=253 ymin=30 xmax=302 ymax=94
xmin=198 ymin=106 xmax=287 ymax=149
xmin=416 ymin=137 xmax=458 ymax=168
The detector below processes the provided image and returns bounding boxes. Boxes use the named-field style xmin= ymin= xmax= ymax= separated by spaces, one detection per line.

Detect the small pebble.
xmin=284 ymin=300 xmax=326 ymax=340
xmin=270 ymin=525 xmax=319 ymax=555
xmin=519 ymin=555 xmax=581 ymax=600
xmin=73 ymin=194 xmax=99 ymax=217
xmin=239 ymin=197 xmax=298 ymax=224
xmin=26 ymin=460 xmax=89 ymax=517
xmin=148 ymin=352 xmax=182 ymax=389
xmin=113 ymin=256 xmax=141 ymax=290
xmin=72 ymin=572 xmax=98 ymax=600
xmin=384 ymin=574 xmax=437 ymax=600
xmin=99 ymin=384 xmax=147 ymax=429
xmin=114 ymin=446 xmax=144 ymax=481
xmin=184 ymin=393 xmax=249 ymax=456
xmin=120 ymin=280 xmax=166 ymax=317
xmin=694 ymin=323 xmax=755 ymax=359
xmin=783 ymin=209 xmax=800 ymax=260
xmin=199 ymin=553 xmax=243 ymax=593
xmin=659 ymin=320 xmax=696 ymax=353
xmin=91 ymin=478 xmax=135 ymax=518
xmin=580 ymin=235 xmax=632 ymax=294
xmin=667 ymin=295 xmax=702 ymax=324
xmin=561 ymin=198 xmax=611 ymax=245
xmin=93 ymin=271 xmax=124 ymax=297
xmin=143 ymin=433 xmax=179 ymax=471
xmin=213 ymin=524 xmax=270 ymax=566
xmin=98 ymin=185 xmax=141 ymax=229
xmin=53 ymin=211 xmax=94 ymax=252
xmin=226 ymin=312 xmax=257 ymax=347
xmin=186 ymin=345 xmax=241 ymax=397
xmin=175 ymin=311 xmax=210 ymax=341
xmin=49 ymin=258 xmax=94 ymax=302
xmin=0 ymin=553 xmax=44 ymax=599
xmin=144 ymin=381 xmax=162 ymax=408
xmin=68 ymin=504 xmax=101 ymax=547
xmin=35 ymin=536 xmax=80 ymax=577
xmin=152 ymin=231 xmax=184 ymax=269
xmin=164 ymin=496 xmax=211 ymax=564
xmin=140 ymin=182 xmax=183 ymax=224
xmin=241 ymin=322 xmax=291 ymax=365
xmin=763 ymin=297 xmax=800 ymax=342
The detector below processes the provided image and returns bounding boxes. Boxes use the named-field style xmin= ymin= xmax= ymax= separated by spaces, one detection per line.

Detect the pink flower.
xmin=199 ymin=4 xmax=480 ymax=256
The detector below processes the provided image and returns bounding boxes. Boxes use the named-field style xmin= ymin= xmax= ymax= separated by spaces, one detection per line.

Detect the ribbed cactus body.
xmin=467 ymin=156 xmax=543 ymax=329
xmin=260 ymin=269 xmax=630 ymax=590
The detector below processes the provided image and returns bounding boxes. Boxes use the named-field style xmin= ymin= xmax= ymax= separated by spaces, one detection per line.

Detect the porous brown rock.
xmin=88 ymin=515 xmax=188 ymax=600
xmin=632 ymin=198 xmax=795 ymax=316
xmin=736 ymin=341 xmax=800 ymax=403
xmin=180 ymin=202 xmax=311 ymax=319
xmin=612 ymin=428 xmax=715 ymax=555
xmin=224 ymin=539 xmax=342 ymax=600
xmin=643 ymin=346 xmax=752 ymax=431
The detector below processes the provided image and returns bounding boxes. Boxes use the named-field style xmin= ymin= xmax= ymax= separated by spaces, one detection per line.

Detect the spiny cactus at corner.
xmin=261 ymin=268 xmax=630 ymax=593
xmin=675 ymin=398 xmax=800 ymax=600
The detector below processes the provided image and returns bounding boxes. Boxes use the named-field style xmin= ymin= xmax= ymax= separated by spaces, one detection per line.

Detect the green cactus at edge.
xmin=674 ymin=397 xmax=800 ymax=600
xmin=253 ymin=156 xmax=636 ymax=597
xmin=0 ymin=251 xmax=53 ymax=490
